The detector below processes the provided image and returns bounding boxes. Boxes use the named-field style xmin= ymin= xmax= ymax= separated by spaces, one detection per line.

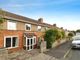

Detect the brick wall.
xmin=0 ymin=30 xmax=44 ymax=53
xmin=0 ymin=30 xmax=24 ymax=53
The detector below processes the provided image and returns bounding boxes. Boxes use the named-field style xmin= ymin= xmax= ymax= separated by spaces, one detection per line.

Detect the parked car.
xmin=72 ymin=36 xmax=80 ymax=48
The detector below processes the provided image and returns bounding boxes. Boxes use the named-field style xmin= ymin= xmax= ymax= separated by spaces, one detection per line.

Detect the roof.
xmin=0 ymin=9 xmax=53 ymax=28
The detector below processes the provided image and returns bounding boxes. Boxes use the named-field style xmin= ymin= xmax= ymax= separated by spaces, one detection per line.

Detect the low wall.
xmin=0 ymin=48 xmax=8 ymax=60
xmin=52 ymin=39 xmax=67 ymax=48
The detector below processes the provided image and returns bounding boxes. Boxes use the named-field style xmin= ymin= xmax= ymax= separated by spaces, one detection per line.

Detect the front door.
xmin=26 ymin=37 xmax=36 ymax=51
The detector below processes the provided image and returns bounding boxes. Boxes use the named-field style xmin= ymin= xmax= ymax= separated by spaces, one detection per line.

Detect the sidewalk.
xmin=8 ymin=49 xmax=59 ymax=60
xmin=27 ymin=53 xmax=59 ymax=60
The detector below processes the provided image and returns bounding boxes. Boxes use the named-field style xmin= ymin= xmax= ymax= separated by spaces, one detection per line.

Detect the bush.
xmin=56 ymin=31 xmax=62 ymax=40
xmin=76 ymin=29 xmax=80 ymax=33
xmin=44 ymin=29 xmax=59 ymax=48
xmin=60 ymin=31 xmax=65 ymax=39
xmin=68 ymin=32 xmax=74 ymax=40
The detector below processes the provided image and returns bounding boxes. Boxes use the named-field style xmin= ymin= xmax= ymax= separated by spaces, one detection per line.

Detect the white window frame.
xmin=37 ymin=26 xmax=41 ymax=31
xmin=4 ymin=36 xmax=19 ymax=49
xmin=33 ymin=36 xmax=36 ymax=45
xmin=25 ymin=24 xmax=31 ymax=31
xmin=7 ymin=20 xmax=17 ymax=30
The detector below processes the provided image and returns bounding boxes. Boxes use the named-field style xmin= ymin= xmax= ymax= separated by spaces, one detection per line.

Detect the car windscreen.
xmin=74 ymin=39 xmax=80 ymax=40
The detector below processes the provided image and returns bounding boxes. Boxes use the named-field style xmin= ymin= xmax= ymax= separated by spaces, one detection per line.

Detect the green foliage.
xmin=56 ymin=30 xmax=62 ymax=40
xmin=60 ymin=31 xmax=65 ymax=39
xmin=76 ymin=29 xmax=80 ymax=33
xmin=0 ymin=17 xmax=4 ymax=24
xmin=68 ymin=32 xmax=74 ymax=37
xmin=68 ymin=32 xmax=74 ymax=40
xmin=71 ymin=31 xmax=76 ymax=35
xmin=44 ymin=29 xmax=58 ymax=48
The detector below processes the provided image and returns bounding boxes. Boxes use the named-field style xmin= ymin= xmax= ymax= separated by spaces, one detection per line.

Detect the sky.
xmin=0 ymin=0 xmax=80 ymax=31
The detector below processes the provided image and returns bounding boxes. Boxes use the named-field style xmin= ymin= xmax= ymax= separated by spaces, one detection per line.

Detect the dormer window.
xmin=37 ymin=26 xmax=41 ymax=31
xmin=25 ymin=24 xmax=31 ymax=31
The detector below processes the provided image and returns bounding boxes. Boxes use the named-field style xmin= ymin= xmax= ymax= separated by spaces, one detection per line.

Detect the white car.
xmin=72 ymin=36 xmax=80 ymax=48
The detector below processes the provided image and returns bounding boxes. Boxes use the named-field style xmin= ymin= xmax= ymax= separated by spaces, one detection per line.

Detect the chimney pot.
xmin=38 ymin=18 xmax=43 ymax=23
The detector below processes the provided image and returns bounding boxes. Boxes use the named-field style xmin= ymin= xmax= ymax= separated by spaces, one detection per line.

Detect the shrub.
xmin=60 ymin=31 xmax=65 ymax=39
xmin=44 ymin=29 xmax=59 ymax=48
xmin=68 ymin=32 xmax=74 ymax=40
xmin=56 ymin=31 xmax=62 ymax=40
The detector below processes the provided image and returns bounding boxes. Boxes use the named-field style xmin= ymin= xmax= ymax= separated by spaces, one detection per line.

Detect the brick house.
xmin=0 ymin=10 xmax=54 ymax=53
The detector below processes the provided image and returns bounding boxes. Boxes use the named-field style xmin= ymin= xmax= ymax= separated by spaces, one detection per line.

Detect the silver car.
xmin=72 ymin=36 xmax=80 ymax=48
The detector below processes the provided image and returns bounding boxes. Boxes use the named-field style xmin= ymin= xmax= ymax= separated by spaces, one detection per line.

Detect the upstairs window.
xmin=25 ymin=24 xmax=31 ymax=31
xmin=7 ymin=20 xmax=16 ymax=30
xmin=37 ymin=26 xmax=41 ymax=31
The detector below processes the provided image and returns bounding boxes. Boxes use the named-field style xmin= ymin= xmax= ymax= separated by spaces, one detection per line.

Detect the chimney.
xmin=38 ymin=18 xmax=43 ymax=23
xmin=53 ymin=24 xmax=56 ymax=27
xmin=61 ymin=27 xmax=63 ymax=29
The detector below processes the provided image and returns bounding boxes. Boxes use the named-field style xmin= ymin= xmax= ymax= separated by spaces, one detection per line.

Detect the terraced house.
xmin=0 ymin=10 xmax=55 ymax=53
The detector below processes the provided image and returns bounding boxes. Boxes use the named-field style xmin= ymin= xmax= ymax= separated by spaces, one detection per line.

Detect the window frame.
xmin=25 ymin=24 xmax=31 ymax=31
xmin=37 ymin=26 xmax=41 ymax=31
xmin=33 ymin=36 xmax=36 ymax=45
xmin=7 ymin=20 xmax=17 ymax=30
xmin=4 ymin=36 xmax=19 ymax=49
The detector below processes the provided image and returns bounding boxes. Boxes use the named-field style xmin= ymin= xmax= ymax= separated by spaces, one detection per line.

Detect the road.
xmin=44 ymin=41 xmax=72 ymax=59
xmin=65 ymin=48 xmax=80 ymax=60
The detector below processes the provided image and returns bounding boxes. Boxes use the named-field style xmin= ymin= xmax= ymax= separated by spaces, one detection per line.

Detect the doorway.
xmin=26 ymin=37 xmax=36 ymax=51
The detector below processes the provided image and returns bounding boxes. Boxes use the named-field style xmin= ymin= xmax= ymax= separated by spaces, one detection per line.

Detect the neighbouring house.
xmin=0 ymin=10 xmax=55 ymax=53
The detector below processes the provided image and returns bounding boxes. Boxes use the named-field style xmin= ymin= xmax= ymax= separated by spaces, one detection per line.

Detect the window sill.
xmin=5 ymin=46 xmax=19 ymax=49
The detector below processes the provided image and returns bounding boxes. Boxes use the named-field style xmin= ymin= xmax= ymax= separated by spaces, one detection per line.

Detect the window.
xmin=12 ymin=37 xmax=18 ymax=47
xmin=37 ymin=26 xmax=41 ymax=31
xmin=4 ymin=36 xmax=18 ymax=48
xmin=6 ymin=38 xmax=11 ymax=48
xmin=7 ymin=20 xmax=16 ymax=30
xmin=33 ymin=37 xmax=36 ymax=45
xmin=25 ymin=24 xmax=31 ymax=31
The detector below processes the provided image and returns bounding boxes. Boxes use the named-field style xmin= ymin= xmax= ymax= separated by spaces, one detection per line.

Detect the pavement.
xmin=8 ymin=49 xmax=59 ymax=60
xmin=27 ymin=53 xmax=59 ymax=60
xmin=8 ymin=41 xmax=72 ymax=60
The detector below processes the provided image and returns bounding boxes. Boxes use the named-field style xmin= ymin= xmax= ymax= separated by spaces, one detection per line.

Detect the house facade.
xmin=0 ymin=10 xmax=54 ymax=53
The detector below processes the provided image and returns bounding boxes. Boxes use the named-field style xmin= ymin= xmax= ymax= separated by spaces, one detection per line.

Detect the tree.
xmin=56 ymin=31 xmax=62 ymax=40
xmin=0 ymin=17 xmax=4 ymax=24
xmin=0 ymin=9 xmax=5 ymax=29
xmin=68 ymin=32 xmax=74 ymax=40
xmin=60 ymin=31 xmax=65 ymax=39
xmin=44 ymin=29 xmax=62 ymax=48
xmin=71 ymin=31 xmax=76 ymax=35
xmin=76 ymin=29 xmax=80 ymax=33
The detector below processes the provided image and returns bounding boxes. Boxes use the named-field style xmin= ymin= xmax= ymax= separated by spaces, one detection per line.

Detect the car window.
xmin=74 ymin=39 xmax=80 ymax=40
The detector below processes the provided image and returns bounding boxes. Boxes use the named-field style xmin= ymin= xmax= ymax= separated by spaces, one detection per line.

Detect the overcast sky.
xmin=0 ymin=0 xmax=80 ymax=31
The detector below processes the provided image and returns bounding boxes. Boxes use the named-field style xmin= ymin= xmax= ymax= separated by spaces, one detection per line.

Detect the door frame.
xmin=26 ymin=36 xmax=36 ymax=51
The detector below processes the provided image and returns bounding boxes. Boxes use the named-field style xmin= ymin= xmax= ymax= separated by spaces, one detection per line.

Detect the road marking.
xmin=63 ymin=47 xmax=72 ymax=59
